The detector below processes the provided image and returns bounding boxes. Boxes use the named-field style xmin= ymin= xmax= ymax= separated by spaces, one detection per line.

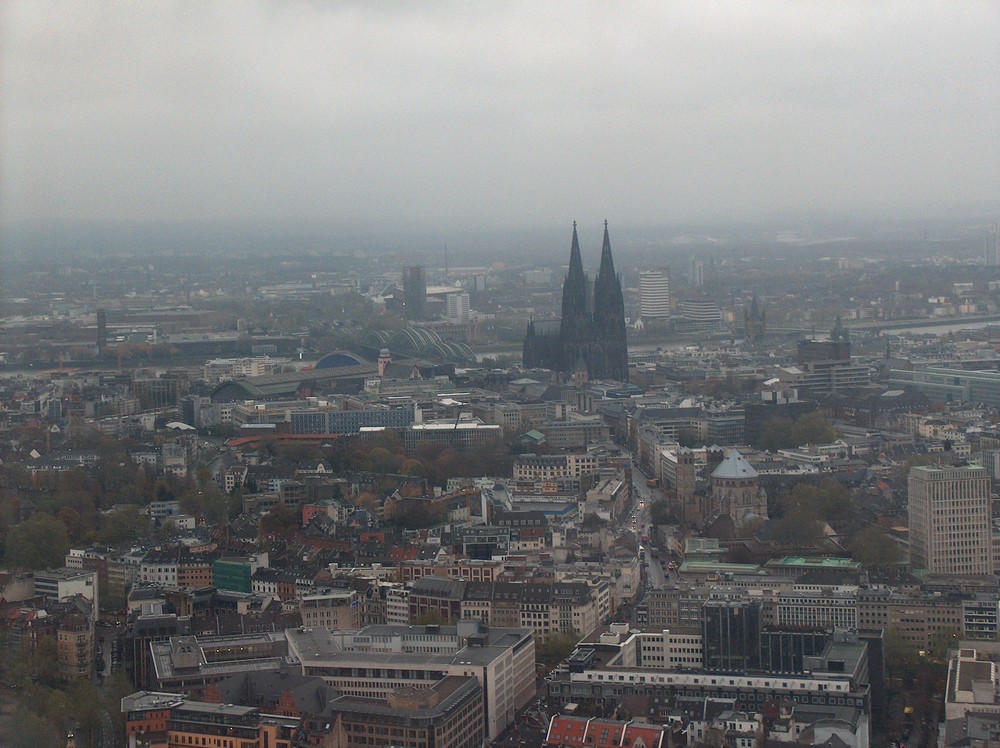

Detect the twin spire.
xmin=523 ymin=220 xmax=628 ymax=381
xmin=568 ymin=220 xmax=614 ymax=278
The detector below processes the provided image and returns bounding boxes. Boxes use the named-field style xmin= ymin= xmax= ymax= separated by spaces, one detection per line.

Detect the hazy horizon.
xmin=2 ymin=1 xmax=998 ymax=250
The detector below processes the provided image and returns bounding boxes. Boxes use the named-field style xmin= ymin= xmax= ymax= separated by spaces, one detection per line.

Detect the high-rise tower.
xmin=639 ymin=268 xmax=670 ymax=322
xmin=908 ymin=463 xmax=992 ymax=576
xmin=96 ymin=308 xmax=107 ymax=353
xmin=403 ymin=266 xmax=427 ymax=320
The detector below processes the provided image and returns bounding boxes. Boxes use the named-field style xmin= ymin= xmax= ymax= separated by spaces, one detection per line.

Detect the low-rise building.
xmin=121 ymin=692 xmax=299 ymax=748
xmin=286 ymin=620 xmax=535 ymax=741
xmin=299 ymin=588 xmax=360 ymax=630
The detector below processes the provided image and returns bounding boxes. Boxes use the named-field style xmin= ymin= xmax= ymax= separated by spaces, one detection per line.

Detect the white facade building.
xmin=639 ymin=268 xmax=671 ymax=321
xmin=446 ymin=292 xmax=470 ymax=324
xmin=909 ymin=464 xmax=993 ymax=576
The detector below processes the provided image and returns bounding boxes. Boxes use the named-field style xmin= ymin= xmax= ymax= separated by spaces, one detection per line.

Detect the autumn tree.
xmin=774 ymin=479 xmax=854 ymax=523
xmin=98 ymin=506 xmax=151 ymax=545
xmin=259 ymin=502 xmax=299 ymax=539
xmin=399 ymin=458 xmax=426 ymax=476
xmin=848 ymin=525 xmax=902 ymax=570
xmin=768 ymin=506 xmax=823 ymax=548
xmin=4 ymin=513 xmax=70 ymax=570
xmin=757 ymin=417 xmax=795 ymax=452
xmin=390 ymin=501 xmax=447 ymax=530
xmin=179 ymin=484 xmax=229 ymax=525
xmin=365 ymin=446 xmax=403 ymax=474
xmin=884 ymin=629 xmax=919 ymax=681
xmin=538 ymin=632 xmax=581 ymax=667
xmin=756 ymin=412 xmax=837 ymax=451
xmin=790 ymin=411 xmax=837 ymax=446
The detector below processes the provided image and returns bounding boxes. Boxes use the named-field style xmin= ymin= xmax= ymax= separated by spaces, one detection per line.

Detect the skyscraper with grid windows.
xmin=908 ymin=463 xmax=993 ymax=576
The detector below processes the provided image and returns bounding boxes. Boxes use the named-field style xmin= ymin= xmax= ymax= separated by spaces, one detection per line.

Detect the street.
xmin=628 ymin=471 xmax=669 ymax=589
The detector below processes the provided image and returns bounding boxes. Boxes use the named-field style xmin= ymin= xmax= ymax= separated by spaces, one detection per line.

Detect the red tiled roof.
xmin=544 ymin=716 xmax=665 ymax=748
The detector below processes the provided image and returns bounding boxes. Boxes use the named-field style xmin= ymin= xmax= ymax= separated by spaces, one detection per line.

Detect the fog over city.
xmin=2 ymin=1 xmax=998 ymax=256
xmin=10 ymin=6 xmax=1000 ymax=748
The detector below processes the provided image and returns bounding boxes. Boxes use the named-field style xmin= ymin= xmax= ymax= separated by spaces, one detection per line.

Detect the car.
xmin=667 ymin=562 xmax=677 ymax=571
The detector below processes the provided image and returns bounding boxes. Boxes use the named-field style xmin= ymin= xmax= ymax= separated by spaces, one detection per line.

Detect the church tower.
xmin=744 ymin=295 xmax=766 ymax=343
xmin=522 ymin=221 xmax=628 ymax=380
xmin=560 ymin=222 xmax=591 ymax=353
xmin=591 ymin=221 xmax=629 ymax=380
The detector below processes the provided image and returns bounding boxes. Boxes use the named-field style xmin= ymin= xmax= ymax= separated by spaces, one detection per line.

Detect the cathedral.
xmin=522 ymin=221 xmax=628 ymax=381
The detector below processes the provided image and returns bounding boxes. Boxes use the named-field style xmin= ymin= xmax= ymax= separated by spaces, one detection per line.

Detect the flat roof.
xmin=287 ymin=625 xmax=532 ymax=670
xmin=121 ymin=691 xmax=185 ymax=712
xmin=769 ymin=556 xmax=862 ymax=570
xmin=325 ymin=675 xmax=479 ymax=719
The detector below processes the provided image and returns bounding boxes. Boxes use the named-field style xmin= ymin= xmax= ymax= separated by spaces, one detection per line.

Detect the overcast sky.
xmin=2 ymin=1 xmax=998 ymax=236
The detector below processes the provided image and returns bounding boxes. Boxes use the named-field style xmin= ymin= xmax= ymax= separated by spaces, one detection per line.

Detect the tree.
xmin=101 ymin=586 xmax=126 ymax=614
xmin=102 ymin=671 xmax=136 ymax=737
xmin=179 ymin=485 xmax=229 ymax=525
xmin=365 ymin=447 xmax=403 ymax=474
xmin=56 ymin=506 xmax=84 ymax=543
xmin=391 ymin=501 xmax=447 ymax=530
xmin=31 ymin=635 xmax=62 ymax=687
xmin=757 ymin=417 xmax=794 ymax=452
xmin=414 ymin=609 xmax=445 ymax=625
xmin=756 ymin=412 xmax=837 ymax=452
xmin=98 ymin=507 xmax=151 ymax=545
xmin=790 ymin=411 xmax=837 ymax=446
xmin=66 ymin=679 xmax=103 ymax=746
xmin=775 ymin=479 xmax=853 ymax=523
xmin=849 ymin=525 xmax=901 ymax=570
xmin=259 ymin=503 xmax=299 ymax=539
xmin=399 ymin=458 xmax=425 ymax=476
xmin=927 ymin=627 xmax=961 ymax=660
xmin=0 ymin=710 xmax=62 ymax=748
xmin=884 ymin=629 xmax=919 ymax=682
xmin=4 ymin=513 xmax=70 ymax=570
xmin=538 ymin=632 xmax=580 ymax=668
xmin=768 ymin=507 xmax=822 ymax=547
xmin=276 ymin=442 xmax=322 ymax=465
xmin=649 ymin=499 xmax=678 ymax=526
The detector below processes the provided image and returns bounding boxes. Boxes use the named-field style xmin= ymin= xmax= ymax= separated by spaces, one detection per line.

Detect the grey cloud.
xmin=1 ymin=0 xmax=997 ymax=233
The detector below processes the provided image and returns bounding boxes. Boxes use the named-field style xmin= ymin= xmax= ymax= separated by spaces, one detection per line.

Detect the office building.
xmin=889 ymin=367 xmax=1000 ymax=407
xmin=319 ymin=674 xmax=484 ymax=748
xmin=446 ymin=291 xmax=470 ymax=324
xmin=286 ymin=621 xmax=535 ymax=741
xmin=689 ymin=258 xmax=705 ymax=287
xmin=680 ymin=299 xmax=721 ymax=327
xmin=149 ymin=631 xmax=291 ymax=697
xmin=404 ymin=266 xmax=427 ymax=320
xmin=639 ymin=268 xmax=670 ymax=322
xmin=121 ymin=692 xmax=299 ymax=748
xmin=299 ymin=588 xmax=360 ymax=630
xmin=547 ymin=626 xmax=872 ymax=743
xmin=908 ymin=463 xmax=993 ymax=576
xmin=33 ymin=568 xmax=99 ymax=613
xmin=783 ymin=319 xmax=870 ymax=394
xmin=701 ymin=599 xmax=762 ymax=672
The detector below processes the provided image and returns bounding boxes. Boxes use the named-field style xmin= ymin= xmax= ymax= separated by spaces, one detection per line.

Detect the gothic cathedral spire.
xmin=523 ymin=221 xmax=628 ymax=381
xmin=560 ymin=221 xmax=590 ymax=343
